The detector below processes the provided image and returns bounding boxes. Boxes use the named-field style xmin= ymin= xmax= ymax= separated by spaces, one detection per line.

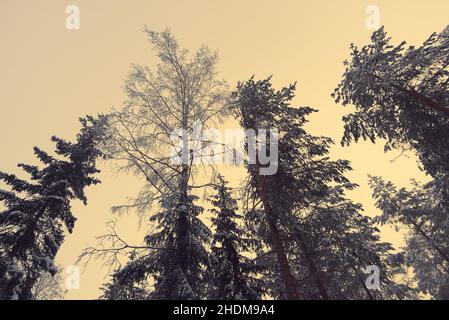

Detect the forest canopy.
xmin=1 ymin=25 xmax=448 ymax=301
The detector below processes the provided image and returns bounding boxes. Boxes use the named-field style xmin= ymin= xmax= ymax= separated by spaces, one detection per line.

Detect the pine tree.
xmin=0 ymin=116 xmax=105 ymax=300
xmin=231 ymin=76 xmax=350 ymax=299
xmin=231 ymin=77 xmax=304 ymax=299
xmin=232 ymin=77 xmax=414 ymax=299
xmin=207 ymin=175 xmax=262 ymax=300
xmin=333 ymin=26 xmax=449 ymax=188
xmin=333 ymin=26 xmax=449 ymax=299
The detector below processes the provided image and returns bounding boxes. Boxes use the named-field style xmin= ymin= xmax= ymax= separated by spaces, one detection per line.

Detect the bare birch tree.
xmin=85 ymin=29 xmax=229 ymax=299
xmin=104 ymin=28 xmax=228 ymax=213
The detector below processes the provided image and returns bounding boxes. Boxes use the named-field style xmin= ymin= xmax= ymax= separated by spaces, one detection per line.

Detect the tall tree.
xmin=231 ymin=77 xmax=303 ymax=299
xmin=232 ymin=77 xmax=414 ymax=300
xmin=207 ymin=175 xmax=262 ymax=300
xmin=86 ymin=29 xmax=227 ymax=300
xmin=333 ymin=26 xmax=449 ymax=299
xmin=0 ymin=116 xmax=105 ymax=300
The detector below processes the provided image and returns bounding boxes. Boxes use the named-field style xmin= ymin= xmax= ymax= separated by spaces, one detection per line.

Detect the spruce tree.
xmin=99 ymin=190 xmax=211 ymax=300
xmin=146 ymin=191 xmax=211 ymax=299
xmin=0 ymin=116 xmax=105 ymax=300
xmin=207 ymin=175 xmax=262 ymax=300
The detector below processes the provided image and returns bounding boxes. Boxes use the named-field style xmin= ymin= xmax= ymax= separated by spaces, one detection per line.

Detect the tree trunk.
xmin=373 ymin=75 xmax=449 ymax=116
xmin=228 ymin=241 xmax=245 ymax=298
xmin=254 ymin=173 xmax=299 ymax=300
xmin=358 ymin=275 xmax=374 ymax=300
xmin=174 ymin=101 xmax=197 ymax=297
xmin=295 ymin=231 xmax=329 ymax=300
xmin=410 ymin=219 xmax=449 ymax=268
xmin=390 ymin=81 xmax=449 ymax=115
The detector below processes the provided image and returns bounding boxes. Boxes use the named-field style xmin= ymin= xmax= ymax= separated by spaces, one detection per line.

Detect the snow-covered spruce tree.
xmin=97 ymin=191 xmax=210 ymax=300
xmin=232 ymin=76 xmax=349 ymax=299
xmin=0 ymin=116 xmax=105 ymax=300
xmin=146 ymin=191 xmax=210 ymax=299
xmin=370 ymin=176 xmax=449 ymax=299
xmin=232 ymin=77 xmax=414 ymax=299
xmin=207 ymin=175 xmax=262 ymax=300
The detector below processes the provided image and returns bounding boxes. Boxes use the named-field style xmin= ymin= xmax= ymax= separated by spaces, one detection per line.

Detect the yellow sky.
xmin=1 ymin=0 xmax=447 ymax=299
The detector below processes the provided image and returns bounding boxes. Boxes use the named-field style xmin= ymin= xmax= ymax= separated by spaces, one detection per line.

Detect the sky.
xmin=0 ymin=0 xmax=448 ymax=299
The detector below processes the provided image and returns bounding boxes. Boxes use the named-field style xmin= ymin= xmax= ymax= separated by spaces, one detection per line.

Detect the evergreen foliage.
xmin=0 ymin=116 xmax=105 ymax=299
xmin=207 ymin=175 xmax=262 ymax=300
